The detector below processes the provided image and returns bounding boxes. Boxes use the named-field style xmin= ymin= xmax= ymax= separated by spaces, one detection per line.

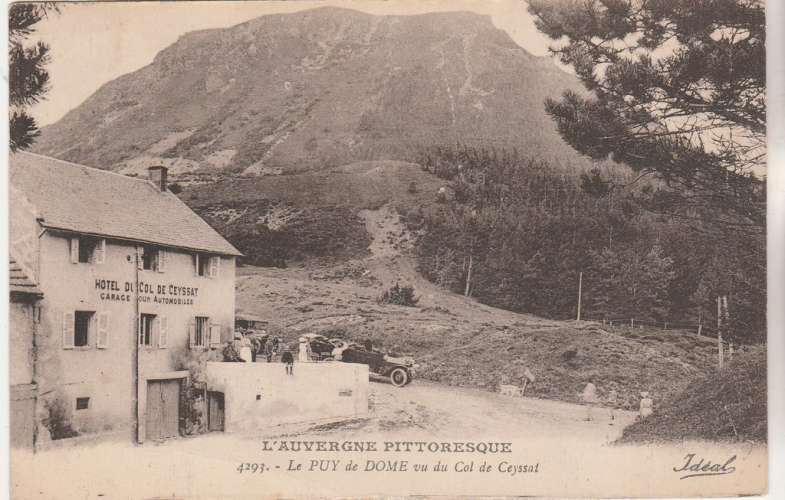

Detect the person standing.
xmin=606 ymin=390 xmax=618 ymax=424
xmin=581 ymin=382 xmax=598 ymax=421
xmin=249 ymin=332 xmax=261 ymax=362
xmin=265 ymin=335 xmax=277 ymax=363
xmin=239 ymin=334 xmax=253 ymax=363
xmin=639 ymin=392 xmax=653 ymax=418
xmin=298 ymin=337 xmax=310 ymax=362
xmin=281 ymin=349 xmax=294 ymax=375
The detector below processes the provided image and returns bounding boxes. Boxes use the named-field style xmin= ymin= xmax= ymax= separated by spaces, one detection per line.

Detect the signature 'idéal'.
xmin=673 ymin=453 xmax=737 ymax=479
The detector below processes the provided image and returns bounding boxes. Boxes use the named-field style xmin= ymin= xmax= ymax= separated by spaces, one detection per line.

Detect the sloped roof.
xmin=10 ymin=257 xmax=42 ymax=297
xmin=10 ymin=152 xmax=241 ymax=256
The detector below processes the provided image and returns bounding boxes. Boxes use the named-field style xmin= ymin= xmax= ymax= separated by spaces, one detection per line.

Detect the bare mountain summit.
xmin=34 ymin=7 xmax=584 ymax=175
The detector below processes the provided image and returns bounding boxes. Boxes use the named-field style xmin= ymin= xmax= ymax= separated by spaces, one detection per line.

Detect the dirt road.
xmin=333 ymin=379 xmax=636 ymax=444
xmin=14 ymin=379 xmax=766 ymax=500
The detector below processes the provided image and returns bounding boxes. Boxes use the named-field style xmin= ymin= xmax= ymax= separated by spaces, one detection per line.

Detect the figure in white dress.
xmin=298 ymin=337 xmax=310 ymax=362
xmin=581 ymin=382 xmax=598 ymax=421
xmin=639 ymin=392 xmax=654 ymax=418
xmin=238 ymin=334 xmax=253 ymax=363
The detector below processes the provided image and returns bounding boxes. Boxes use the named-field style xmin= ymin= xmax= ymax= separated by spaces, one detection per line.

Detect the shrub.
xmin=43 ymin=397 xmax=79 ymax=440
xmin=168 ymin=182 xmax=183 ymax=194
xmin=176 ymin=349 xmax=210 ymax=435
xmin=379 ymin=282 xmax=419 ymax=307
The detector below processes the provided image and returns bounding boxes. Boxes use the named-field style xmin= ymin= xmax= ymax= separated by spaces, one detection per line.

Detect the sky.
xmin=29 ymin=0 xmax=555 ymax=126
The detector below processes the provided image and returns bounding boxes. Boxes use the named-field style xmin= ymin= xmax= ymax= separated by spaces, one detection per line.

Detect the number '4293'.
xmin=236 ymin=463 xmax=268 ymax=473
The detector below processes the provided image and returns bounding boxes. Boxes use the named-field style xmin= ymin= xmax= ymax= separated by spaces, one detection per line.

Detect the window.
xmin=141 ymin=246 xmax=159 ymax=271
xmin=194 ymin=317 xmax=208 ymax=348
xmin=78 ymin=237 xmax=98 ymax=263
xmin=139 ymin=314 xmax=156 ymax=346
xmin=196 ymin=253 xmax=209 ymax=276
xmin=195 ymin=253 xmax=219 ymax=278
xmin=63 ymin=311 xmax=107 ymax=349
xmin=75 ymin=397 xmax=90 ymax=410
xmin=190 ymin=318 xmax=221 ymax=349
xmin=138 ymin=246 xmax=166 ymax=272
xmin=74 ymin=311 xmax=93 ymax=347
xmin=70 ymin=236 xmax=105 ymax=264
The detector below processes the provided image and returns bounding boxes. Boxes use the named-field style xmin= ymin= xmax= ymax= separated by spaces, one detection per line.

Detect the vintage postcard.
xmin=6 ymin=0 xmax=772 ymax=498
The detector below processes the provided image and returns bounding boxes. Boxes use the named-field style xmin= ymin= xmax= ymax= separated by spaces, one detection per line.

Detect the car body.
xmin=301 ymin=334 xmax=417 ymax=387
xmin=336 ymin=344 xmax=416 ymax=387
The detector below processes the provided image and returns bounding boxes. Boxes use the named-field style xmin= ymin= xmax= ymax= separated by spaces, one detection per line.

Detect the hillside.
xmin=618 ymin=348 xmax=767 ymax=443
xmin=33 ymin=7 xmax=587 ymax=175
xmin=236 ymin=204 xmax=718 ymax=411
xmin=183 ymin=160 xmax=446 ymax=265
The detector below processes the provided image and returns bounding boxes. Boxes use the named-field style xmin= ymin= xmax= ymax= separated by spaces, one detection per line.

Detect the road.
xmin=347 ymin=379 xmax=635 ymax=443
xmin=12 ymin=380 xmax=641 ymax=499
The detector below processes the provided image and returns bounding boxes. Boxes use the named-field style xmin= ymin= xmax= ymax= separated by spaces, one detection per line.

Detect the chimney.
xmin=148 ymin=165 xmax=168 ymax=192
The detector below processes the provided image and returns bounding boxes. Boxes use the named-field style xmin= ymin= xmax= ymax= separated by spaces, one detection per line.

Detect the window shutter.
xmin=209 ymin=323 xmax=222 ymax=347
xmin=136 ymin=248 xmax=143 ymax=270
xmin=69 ymin=239 xmax=79 ymax=264
xmin=158 ymin=316 xmax=168 ymax=348
xmin=95 ymin=239 xmax=106 ymax=265
xmin=188 ymin=319 xmax=196 ymax=349
xmin=158 ymin=249 xmax=166 ymax=273
xmin=193 ymin=254 xmax=199 ymax=276
xmin=62 ymin=312 xmax=75 ymax=349
xmin=209 ymin=256 xmax=220 ymax=278
xmin=97 ymin=311 xmax=109 ymax=348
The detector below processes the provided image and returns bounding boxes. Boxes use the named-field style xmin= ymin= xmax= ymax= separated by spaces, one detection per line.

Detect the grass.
xmin=617 ymin=348 xmax=767 ymax=443
xmin=298 ymin=318 xmax=719 ymax=411
xmin=181 ymin=161 xmax=446 ymax=266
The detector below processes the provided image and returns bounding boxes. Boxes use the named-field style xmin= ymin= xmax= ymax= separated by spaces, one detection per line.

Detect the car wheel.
xmin=390 ymin=368 xmax=409 ymax=387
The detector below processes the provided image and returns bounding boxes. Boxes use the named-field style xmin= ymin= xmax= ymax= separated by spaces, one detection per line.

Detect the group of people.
xmin=581 ymin=383 xmax=654 ymax=423
xmin=222 ymin=329 xmax=281 ymax=362
xmin=221 ymin=328 xmax=296 ymax=375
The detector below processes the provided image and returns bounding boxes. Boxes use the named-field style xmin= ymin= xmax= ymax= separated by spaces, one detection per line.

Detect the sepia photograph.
xmin=4 ymin=0 xmax=777 ymax=498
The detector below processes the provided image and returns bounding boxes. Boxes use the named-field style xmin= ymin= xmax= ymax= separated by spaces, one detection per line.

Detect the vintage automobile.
xmin=334 ymin=342 xmax=416 ymax=387
xmin=301 ymin=334 xmax=416 ymax=387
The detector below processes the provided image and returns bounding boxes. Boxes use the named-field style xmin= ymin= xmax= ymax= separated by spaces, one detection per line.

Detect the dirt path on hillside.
xmin=236 ymin=205 xmax=560 ymax=340
xmin=357 ymin=205 xmax=557 ymax=326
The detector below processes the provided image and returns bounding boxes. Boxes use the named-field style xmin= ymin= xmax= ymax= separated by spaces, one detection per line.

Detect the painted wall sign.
xmin=94 ymin=279 xmax=199 ymax=305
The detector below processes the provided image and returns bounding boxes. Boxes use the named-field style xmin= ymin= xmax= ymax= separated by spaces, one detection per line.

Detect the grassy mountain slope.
xmin=618 ymin=348 xmax=767 ymax=443
xmin=236 ymin=204 xmax=718 ymax=410
xmin=33 ymin=7 xmax=587 ymax=175
xmin=181 ymin=160 xmax=445 ymax=265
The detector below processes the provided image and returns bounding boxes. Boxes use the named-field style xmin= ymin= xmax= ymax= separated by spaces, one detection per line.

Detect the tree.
xmin=9 ymin=3 xmax=57 ymax=152
xmin=526 ymin=0 xmax=765 ymax=228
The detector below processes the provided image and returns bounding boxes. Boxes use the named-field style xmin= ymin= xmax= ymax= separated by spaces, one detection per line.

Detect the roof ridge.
xmin=13 ymin=151 xmax=158 ymax=186
xmin=10 ymin=152 xmax=243 ymax=256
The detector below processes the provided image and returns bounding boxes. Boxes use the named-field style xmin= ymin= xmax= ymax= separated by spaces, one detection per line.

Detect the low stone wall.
xmin=205 ymin=362 xmax=369 ymax=433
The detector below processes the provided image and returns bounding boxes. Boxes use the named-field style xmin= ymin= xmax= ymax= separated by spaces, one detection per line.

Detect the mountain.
xmin=33 ymin=7 xmax=586 ymax=175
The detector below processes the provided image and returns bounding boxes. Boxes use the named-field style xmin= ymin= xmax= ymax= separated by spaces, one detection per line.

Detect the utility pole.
xmin=576 ymin=271 xmax=583 ymax=321
xmin=717 ymin=296 xmax=724 ymax=370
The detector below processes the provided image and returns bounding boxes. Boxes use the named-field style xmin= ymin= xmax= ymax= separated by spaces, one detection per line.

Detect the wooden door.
xmin=207 ymin=391 xmax=225 ymax=432
xmin=146 ymin=379 xmax=180 ymax=441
